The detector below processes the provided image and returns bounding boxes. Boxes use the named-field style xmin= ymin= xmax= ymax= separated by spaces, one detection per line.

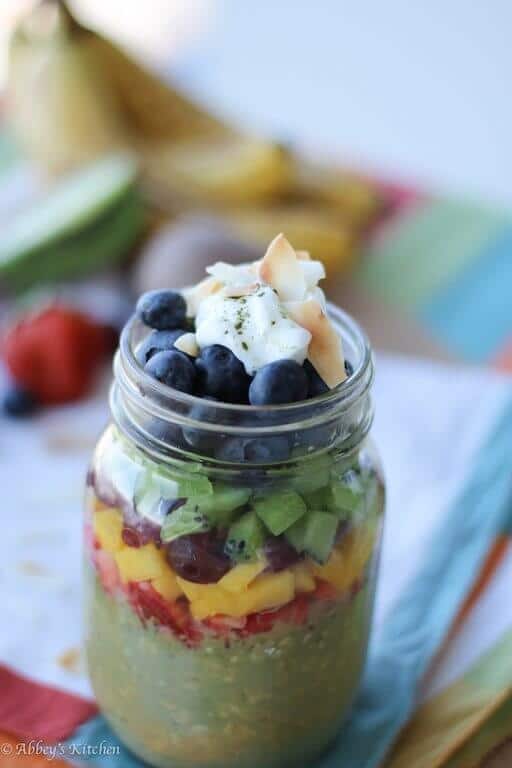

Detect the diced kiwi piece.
xmin=180 ymin=486 xmax=250 ymax=529
xmin=330 ymin=469 xmax=364 ymax=514
xmin=303 ymin=511 xmax=338 ymax=564
xmin=160 ymin=503 xmax=211 ymax=542
xmin=284 ymin=515 xmax=309 ymax=553
xmin=286 ymin=511 xmax=338 ymax=564
xmin=225 ymin=511 xmax=266 ymax=562
xmin=289 ymin=456 xmax=332 ymax=494
xmin=153 ymin=464 xmax=213 ymax=498
xmin=254 ymin=491 xmax=307 ymax=536
xmin=303 ymin=486 xmax=333 ymax=511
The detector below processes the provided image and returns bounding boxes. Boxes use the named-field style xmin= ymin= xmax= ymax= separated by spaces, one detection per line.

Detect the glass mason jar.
xmin=84 ymin=304 xmax=385 ymax=768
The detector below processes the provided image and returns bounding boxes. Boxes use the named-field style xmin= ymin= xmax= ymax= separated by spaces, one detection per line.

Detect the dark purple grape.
xmin=264 ymin=536 xmax=302 ymax=571
xmin=336 ymin=520 xmax=350 ymax=545
xmin=122 ymin=520 xmax=162 ymax=547
xmin=123 ymin=507 xmax=162 ymax=546
xmin=165 ymin=532 xmax=231 ymax=583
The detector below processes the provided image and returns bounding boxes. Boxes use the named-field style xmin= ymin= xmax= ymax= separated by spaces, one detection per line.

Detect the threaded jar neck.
xmin=110 ymin=303 xmax=374 ymax=468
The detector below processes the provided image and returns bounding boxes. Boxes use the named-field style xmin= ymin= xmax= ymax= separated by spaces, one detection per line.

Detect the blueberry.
xmin=136 ymin=290 xmax=187 ymax=331
xmin=345 ymin=359 xmax=354 ymax=378
xmin=292 ymin=423 xmax=337 ymax=453
xmin=2 ymin=387 xmax=38 ymax=419
xmin=244 ymin=436 xmax=290 ymax=462
xmin=196 ymin=345 xmax=251 ymax=404
xmin=150 ymin=419 xmax=186 ymax=450
xmin=214 ymin=437 xmax=247 ymax=462
xmin=183 ymin=396 xmax=219 ymax=451
xmin=144 ymin=350 xmax=196 ymax=393
xmin=136 ymin=329 xmax=187 ymax=365
xmin=215 ymin=436 xmax=290 ymax=463
xmin=303 ymin=359 xmax=329 ymax=398
xmin=249 ymin=360 xmax=308 ymax=406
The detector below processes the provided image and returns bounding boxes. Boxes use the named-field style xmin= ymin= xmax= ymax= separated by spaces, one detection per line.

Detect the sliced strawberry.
xmin=315 ymin=580 xmax=339 ymax=601
xmin=205 ymin=615 xmax=247 ymax=634
xmin=94 ymin=550 xmax=120 ymax=595
xmin=127 ymin=582 xmax=202 ymax=646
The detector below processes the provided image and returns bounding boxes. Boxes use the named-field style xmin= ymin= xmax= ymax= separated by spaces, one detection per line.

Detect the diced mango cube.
xmin=185 ymin=570 xmax=295 ymax=620
xmin=309 ymin=548 xmax=348 ymax=590
xmin=292 ymin=563 xmax=316 ymax=593
xmin=114 ymin=543 xmax=167 ymax=584
xmin=309 ymin=524 xmax=377 ymax=591
xmin=237 ymin=571 xmax=295 ymax=616
xmin=176 ymin=577 xmax=210 ymax=602
xmin=93 ymin=509 xmax=124 ymax=553
xmin=189 ymin=586 xmax=241 ymax=620
xmin=190 ymin=588 xmax=239 ymax=621
xmin=218 ymin=559 xmax=266 ymax=593
xmin=152 ymin=569 xmax=183 ymax=601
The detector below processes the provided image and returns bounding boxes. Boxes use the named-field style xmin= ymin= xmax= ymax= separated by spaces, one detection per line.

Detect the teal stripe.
xmin=64 ymin=716 xmax=139 ymax=767
xmin=421 ymin=227 xmax=512 ymax=361
xmin=333 ymin=393 xmax=512 ymax=768
xmin=357 ymin=199 xmax=511 ymax=309
xmin=0 ymin=130 xmax=22 ymax=174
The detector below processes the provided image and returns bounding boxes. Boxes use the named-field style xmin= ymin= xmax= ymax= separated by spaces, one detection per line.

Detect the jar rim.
xmin=114 ymin=302 xmax=373 ymax=434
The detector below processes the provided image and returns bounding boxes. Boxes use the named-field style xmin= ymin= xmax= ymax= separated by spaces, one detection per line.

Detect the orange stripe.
xmin=0 ymin=733 xmax=69 ymax=768
xmin=456 ymin=536 xmax=510 ymax=628
xmin=492 ymin=344 xmax=512 ymax=372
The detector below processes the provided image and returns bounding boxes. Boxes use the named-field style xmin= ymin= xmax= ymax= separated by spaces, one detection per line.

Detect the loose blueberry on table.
xmin=2 ymin=386 xmax=38 ymax=419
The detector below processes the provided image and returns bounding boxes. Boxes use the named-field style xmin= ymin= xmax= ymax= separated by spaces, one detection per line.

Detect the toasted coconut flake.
xmin=299 ymin=260 xmax=326 ymax=288
xmin=286 ymin=299 xmax=346 ymax=387
xmin=222 ymin=282 xmax=260 ymax=298
xmin=259 ymin=233 xmax=307 ymax=302
xmin=206 ymin=262 xmax=256 ymax=286
xmin=296 ymin=250 xmax=311 ymax=260
xmin=182 ymin=277 xmax=222 ymax=317
xmin=175 ymin=332 xmax=199 ymax=357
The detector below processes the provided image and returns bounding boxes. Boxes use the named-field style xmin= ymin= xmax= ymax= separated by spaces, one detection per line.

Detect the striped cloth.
xmin=358 ymin=196 xmax=512 ymax=368
xmin=2 ymin=133 xmax=512 ymax=766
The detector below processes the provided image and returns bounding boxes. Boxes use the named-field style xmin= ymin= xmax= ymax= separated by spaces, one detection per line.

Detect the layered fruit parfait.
xmin=84 ymin=235 xmax=385 ymax=768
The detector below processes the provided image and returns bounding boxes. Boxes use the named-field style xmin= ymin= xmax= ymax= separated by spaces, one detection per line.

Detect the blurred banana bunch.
xmin=7 ymin=0 xmax=384 ymax=277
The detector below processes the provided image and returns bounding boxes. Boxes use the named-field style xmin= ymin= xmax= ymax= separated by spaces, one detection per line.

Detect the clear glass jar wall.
xmin=84 ymin=305 xmax=385 ymax=768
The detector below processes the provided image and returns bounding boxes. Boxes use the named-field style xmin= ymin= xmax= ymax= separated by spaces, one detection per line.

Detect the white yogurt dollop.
xmin=195 ymin=285 xmax=312 ymax=375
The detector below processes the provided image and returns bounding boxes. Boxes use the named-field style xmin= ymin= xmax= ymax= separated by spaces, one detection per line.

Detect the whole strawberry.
xmin=2 ymin=304 xmax=115 ymax=405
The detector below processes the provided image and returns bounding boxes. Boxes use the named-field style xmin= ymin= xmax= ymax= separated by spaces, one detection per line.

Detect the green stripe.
xmin=357 ymin=199 xmax=512 ymax=309
xmin=445 ymin=695 xmax=512 ymax=768
xmin=387 ymin=629 xmax=512 ymax=768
